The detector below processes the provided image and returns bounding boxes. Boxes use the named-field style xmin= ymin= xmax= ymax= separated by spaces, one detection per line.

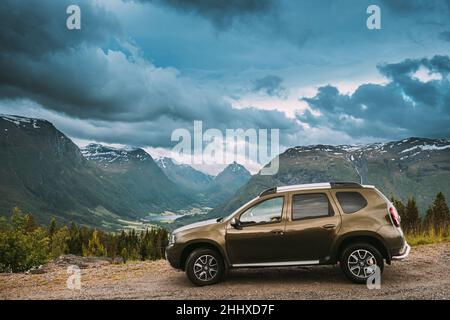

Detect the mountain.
xmin=203 ymin=138 xmax=450 ymax=221
xmin=156 ymin=157 xmax=213 ymax=192
xmin=206 ymin=162 xmax=252 ymax=206
xmin=81 ymin=144 xmax=193 ymax=212
xmin=0 ymin=115 xmax=141 ymax=228
xmin=156 ymin=158 xmax=251 ymax=207
xmin=0 ymin=115 xmax=191 ymax=229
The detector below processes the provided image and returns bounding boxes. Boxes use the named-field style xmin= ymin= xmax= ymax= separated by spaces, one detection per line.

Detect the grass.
xmin=405 ymin=226 xmax=450 ymax=246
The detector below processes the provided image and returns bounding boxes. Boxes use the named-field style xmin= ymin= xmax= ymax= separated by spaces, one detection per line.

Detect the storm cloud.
xmin=137 ymin=0 xmax=275 ymax=28
xmin=252 ymin=75 xmax=287 ymax=98
xmin=298 ymin=55 xmax=450 ymax=140
xmin=0 ymin=0 xmax=300 ymax=148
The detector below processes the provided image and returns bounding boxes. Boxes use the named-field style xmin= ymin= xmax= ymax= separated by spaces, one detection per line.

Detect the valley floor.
xmin=0 ymin=243 xmax=449 ymax=300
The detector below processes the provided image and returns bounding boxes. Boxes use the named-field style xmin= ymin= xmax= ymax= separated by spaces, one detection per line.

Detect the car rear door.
xmin=283 ymin=191 xmax=342 ymax=262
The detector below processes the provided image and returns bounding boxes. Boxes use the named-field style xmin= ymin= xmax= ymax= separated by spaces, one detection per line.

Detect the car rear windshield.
xmin=336 ymin=192 xmax=368 ymax=214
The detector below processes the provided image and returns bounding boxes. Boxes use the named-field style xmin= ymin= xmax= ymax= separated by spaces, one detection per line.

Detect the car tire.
xmin=340 ymin=243 xmax=384 ymax=284
xmin=186 ymin=248 xmax=225 ymax=286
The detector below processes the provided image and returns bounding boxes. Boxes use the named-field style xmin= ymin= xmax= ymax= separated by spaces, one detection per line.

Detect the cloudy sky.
xmin=1 ymin=0 xmax=450 ymax=173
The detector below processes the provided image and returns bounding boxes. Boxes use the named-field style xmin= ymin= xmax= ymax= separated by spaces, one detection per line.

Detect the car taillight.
xmin=389 ymin=206 xmax=401 ymax=227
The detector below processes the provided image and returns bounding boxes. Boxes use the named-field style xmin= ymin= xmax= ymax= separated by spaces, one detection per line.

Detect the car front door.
xmin=283 ymin=191 xmax=342 ymax=262
xmin=225 ymin=195 xmax=288 ymax=265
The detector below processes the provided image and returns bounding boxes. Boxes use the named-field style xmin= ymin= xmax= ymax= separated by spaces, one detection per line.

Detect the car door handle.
xmin=322 ymin=224 xmax=336 ymax=229
xmin=271 ymin=229 xmax=284 ymax=235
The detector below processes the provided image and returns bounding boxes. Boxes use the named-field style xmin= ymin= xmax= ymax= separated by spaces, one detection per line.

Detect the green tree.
xmin=0 ymin=210 xmax=49 ymax=272
xmin=425 ymin=192 xmax=450 ymax=234
xmin=139 ymin=229 xmax=153 ymax=261
xmin=48 ymin=218 xmax=58 ymax=240
xmin=404 ymin=197 xmax=421 ymax=234
xmin=83 ymin=230 xmax=107 ymax=257
xmin=50 ymin=226 xmax=70 ymax=258
xmin=67 ymin=222 xmax=82 ymax=255
xmin=120 ymin=247 xmax=129 ymax=263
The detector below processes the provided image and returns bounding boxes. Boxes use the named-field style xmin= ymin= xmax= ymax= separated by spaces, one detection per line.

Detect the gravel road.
xmin=1 ymin=243 xmax=449 ymax=300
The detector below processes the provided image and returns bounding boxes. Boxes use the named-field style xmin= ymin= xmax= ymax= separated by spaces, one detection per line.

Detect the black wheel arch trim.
xmin=331 ymin=231 xmax=391 ymax=264
xmin=179 ymin=239 xmax=229 ymax=270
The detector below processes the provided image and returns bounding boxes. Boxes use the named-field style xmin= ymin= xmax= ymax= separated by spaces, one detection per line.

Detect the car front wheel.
xmin=340 ymin=243 xmax=384 ymax=284
xmin=185 ymin=248 xmax=225 ymax=286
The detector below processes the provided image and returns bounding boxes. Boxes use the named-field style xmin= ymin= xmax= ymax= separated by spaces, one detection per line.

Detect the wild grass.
xmin=405 ymin=226 xmax=450 ymax=246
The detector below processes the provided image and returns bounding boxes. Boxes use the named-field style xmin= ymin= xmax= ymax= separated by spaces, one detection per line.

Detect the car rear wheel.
xmin=186 ymin=248 xmax=225 ymax=286
xmin=340 ymin=243 xmax=384 ymax=284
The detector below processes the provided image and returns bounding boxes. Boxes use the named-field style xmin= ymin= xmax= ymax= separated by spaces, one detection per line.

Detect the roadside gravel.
xmin=1 ymin=243 xmax=449 ymax=300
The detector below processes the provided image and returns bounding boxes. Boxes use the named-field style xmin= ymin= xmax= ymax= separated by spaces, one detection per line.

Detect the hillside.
xmin=0 ymin=116 xmax=189 ymax=229
xmin=202 ymin=138 xmax=450 ymax=221
xmin=156 ymin=157 xmax=213 ymax=192
xmin=81 ymin=144 xmax=193 ymax=212
xmin=0 ymin=115 xmax=139 ymax=228
xmin=156 ymin=158 xmax=251 ymax=207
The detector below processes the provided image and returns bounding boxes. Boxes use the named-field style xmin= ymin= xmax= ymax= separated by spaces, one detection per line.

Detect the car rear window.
xmin=292 ymin=193 xmax=334 ymax=220
xmin=336 ymin=192 xmax=368 ymax=214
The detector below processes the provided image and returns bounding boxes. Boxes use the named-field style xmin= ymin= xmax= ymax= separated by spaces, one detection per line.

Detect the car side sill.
xmin=232 ymin=260 xmax=320 ymax=268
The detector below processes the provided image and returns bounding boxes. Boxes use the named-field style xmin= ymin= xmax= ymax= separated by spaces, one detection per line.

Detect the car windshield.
xmin=223 ymin=197 xmax=259 ymax=222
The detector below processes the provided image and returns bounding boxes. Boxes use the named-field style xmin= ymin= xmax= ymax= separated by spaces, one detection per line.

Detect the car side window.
xmin=336 ymin=192 xmax=368 ymax=214
xmin=240 ymin=197 xmax=284 ymax=225
xmin=292 ymin=193 xmax=333 ymax=220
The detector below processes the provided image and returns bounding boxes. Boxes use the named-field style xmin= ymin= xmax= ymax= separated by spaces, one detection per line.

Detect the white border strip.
xmin=232 ymin=260 xmax=320 ymax=268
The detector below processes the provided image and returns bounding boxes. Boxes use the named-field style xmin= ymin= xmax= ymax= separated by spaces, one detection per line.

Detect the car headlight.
xmin=169 ymin=233 xmax=176 ymax=245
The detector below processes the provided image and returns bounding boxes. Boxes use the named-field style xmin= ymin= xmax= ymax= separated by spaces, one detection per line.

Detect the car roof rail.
xmin=330 ymin=182 xmax=363 ymax=188
xmin=259 ymin=187 xmax=277 ymax=197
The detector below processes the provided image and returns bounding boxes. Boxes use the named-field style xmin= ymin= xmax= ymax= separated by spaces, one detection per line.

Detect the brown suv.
xmin=166 ymin=182 xmax=410 ymax=286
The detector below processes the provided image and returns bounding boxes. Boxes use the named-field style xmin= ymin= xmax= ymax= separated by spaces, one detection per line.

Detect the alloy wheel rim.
xmin=347 ymin=249 xmax=377 ymax=279
xmin=193 ymin=255 xmax=218 ymax=281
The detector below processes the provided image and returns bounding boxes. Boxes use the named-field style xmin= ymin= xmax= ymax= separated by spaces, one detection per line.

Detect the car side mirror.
xmin=230 ymin=218 xmax=242 ymax=230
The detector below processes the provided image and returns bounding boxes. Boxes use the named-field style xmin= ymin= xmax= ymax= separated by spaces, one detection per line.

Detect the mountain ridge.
xmin=186 ymin=137 xmax=450 ymax=225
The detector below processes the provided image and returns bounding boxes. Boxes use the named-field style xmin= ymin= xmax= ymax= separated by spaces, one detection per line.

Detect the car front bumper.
xmin=392 ymin=242 xmax=411 ymax=260
xmin=165 ymin=243 xmax=182 ymax=269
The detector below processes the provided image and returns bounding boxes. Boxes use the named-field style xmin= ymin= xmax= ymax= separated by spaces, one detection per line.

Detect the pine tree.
xmin=48 ymin=218 xmax=58 ymax=240
xmin=67 ymin=222 xmax=82 ymax=255
xmin=139 ymin=229 xmax=151 ymax=261
xmin=120 ymin=247 xmax=129 ymax=263
xmin=50 ymin=226 xmax=70 ymax=258
xmin=404 ymin=197 xmax=421 ymax=234
xmin=425 ymin=192 xmax=450 ymax=235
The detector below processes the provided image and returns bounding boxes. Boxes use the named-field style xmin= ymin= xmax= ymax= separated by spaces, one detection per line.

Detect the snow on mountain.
xmin=81 ymin=143 xmax=151 ymax=168
xmin=0 ymin=114 xmax=47 ymax=129
xmin=286 ymin=138 xmax=450 ymax=162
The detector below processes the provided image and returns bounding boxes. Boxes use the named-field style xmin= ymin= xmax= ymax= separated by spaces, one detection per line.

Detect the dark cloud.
xmin=439 ymin=31 xmax=450 ymax=42
xmin=380 ymin=0 xmax=450 ymax=13
xmin=298 ymin=55 xmax=450 ymax=140
xmin=138 ymin=0 xmax=275 ymax=28
xmin=252 ymin=75 xmax=287 ymax=98
xmin=0 ymin=0 xmax=300 ymax=148
xmin=0 ymin=0 xmax=120 ymax=57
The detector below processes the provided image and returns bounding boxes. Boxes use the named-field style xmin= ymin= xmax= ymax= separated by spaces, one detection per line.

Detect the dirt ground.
xmin=0 ymin=243 xmax=449 ymax=300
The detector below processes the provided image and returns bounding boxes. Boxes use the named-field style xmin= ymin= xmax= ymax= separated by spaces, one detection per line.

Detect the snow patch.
xmin=400 ymin=144 xmax=450 ymax=154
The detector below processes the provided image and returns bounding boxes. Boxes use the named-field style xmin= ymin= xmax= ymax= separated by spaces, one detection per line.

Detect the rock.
xmin=51 ymin=254 xmax=113 ymax=269
xmin=26 ymin=265 xmax=46 ymax=274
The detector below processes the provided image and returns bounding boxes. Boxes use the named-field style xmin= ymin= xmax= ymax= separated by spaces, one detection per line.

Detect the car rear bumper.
xmin=392 ymin=242 xmax=411 ymax=260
